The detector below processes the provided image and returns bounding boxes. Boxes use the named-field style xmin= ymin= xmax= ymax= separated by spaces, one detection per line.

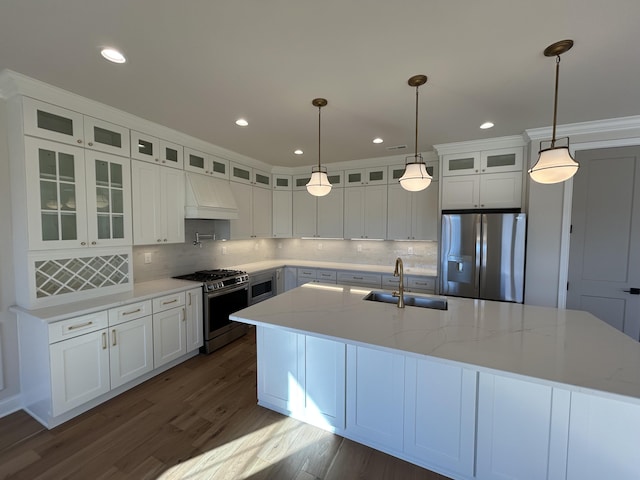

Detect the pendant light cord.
xmin=551 ymin=54 xmax=561 ymax=148
xmin=317 ymin=104 xmax=322 ymax=171
xmin=414 ymin=84 xmax=419 ymax=161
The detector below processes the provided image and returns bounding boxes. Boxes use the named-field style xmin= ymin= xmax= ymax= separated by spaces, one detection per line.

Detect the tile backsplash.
xmin=133 ymin=220 xmax=438 ymax=283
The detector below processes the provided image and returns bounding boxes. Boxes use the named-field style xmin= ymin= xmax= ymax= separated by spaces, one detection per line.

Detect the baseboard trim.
xmin=0 ymin=393 xmax=22 ymax=419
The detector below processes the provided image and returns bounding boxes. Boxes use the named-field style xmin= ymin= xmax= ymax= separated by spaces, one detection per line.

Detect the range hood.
xmin=185 ymin=172 xmax=239 ymax=220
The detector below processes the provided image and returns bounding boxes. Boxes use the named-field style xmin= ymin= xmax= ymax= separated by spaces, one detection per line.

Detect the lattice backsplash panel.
xmin=35 ymin=254 xmax=129 ymax=298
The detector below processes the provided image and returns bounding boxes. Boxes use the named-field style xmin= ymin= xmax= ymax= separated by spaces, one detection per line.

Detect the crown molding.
xmin=524 ymin=116 xmax=640 ymax=142
xmin=433 ymin=135 xmax=527 ymax=156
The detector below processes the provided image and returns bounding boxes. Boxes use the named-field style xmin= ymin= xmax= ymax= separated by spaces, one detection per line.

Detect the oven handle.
xmin=206 ymin=283 xmax=249 ymax=299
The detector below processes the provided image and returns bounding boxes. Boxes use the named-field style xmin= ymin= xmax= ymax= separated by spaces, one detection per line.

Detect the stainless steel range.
xmin=174 ymin=269 xmax=249 ymax=354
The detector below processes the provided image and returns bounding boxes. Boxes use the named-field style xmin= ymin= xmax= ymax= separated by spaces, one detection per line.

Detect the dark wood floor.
xmin=0 ymin=327 xmax=450 ymax=479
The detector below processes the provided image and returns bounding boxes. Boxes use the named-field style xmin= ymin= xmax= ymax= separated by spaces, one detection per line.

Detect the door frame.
xmin=557 ymin=137 xmax=640 ymax=307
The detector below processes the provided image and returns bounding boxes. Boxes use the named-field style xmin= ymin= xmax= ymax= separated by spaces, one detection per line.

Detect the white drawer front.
xmin=297 ymin=269 xmax=317 ymax=280
xmin=152 ymin=292 xmax=186 ymax=313
xmin=108 ymin=300 xmax=152 ymax=326
xmin=49 ymin=311 xmax=109 ymax=344
xmin=337 ymin=272 xmax=382 ymax=288
xmin=407 ymin=276 xmax=436 ymax=292
xmin=316 ymin=270 xmax=337 ymax=282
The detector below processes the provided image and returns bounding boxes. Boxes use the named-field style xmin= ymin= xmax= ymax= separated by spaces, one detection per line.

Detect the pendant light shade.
xmin=529 ymin=40 xmax=579 ymax=184
xmin=306 ymin=98 xmax=332 ymax=197
xmin=400 ymin=75 xmax=432 ymax=192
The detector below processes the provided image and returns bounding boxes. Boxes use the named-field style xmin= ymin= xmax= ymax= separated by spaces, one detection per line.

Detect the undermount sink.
xmin=364 ymin=291 xmax=448 ymax=310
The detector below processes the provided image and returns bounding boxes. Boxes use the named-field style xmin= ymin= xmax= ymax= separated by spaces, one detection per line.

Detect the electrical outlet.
xmin=408 ymin=246 xmax=414 ymax=255
xmin=222 ymin=246 xmax=227 ymax=255
xmin=357 ymin=244 xmax=362 ymax=253
xmin=144 ymin=252 xmax=152 ymax=264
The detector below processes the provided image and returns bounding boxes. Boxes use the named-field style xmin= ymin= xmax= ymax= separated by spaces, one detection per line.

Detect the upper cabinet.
xmin=130 ymin=130 xmax=184 ymax=170
xmin=184 ymin=147 xmax=229 ymax=179
xmin=23 ymin=97 xmax=130 ymax=157
xmin=438 ymin=139 xmax=525 ymax=210
xmin=345 ymin=167 xmax=387 ymax=186
xmin=25 ymin=137 xmax=132 ymax=250
xmin=230 ymin=162 xmax=271 ymax=188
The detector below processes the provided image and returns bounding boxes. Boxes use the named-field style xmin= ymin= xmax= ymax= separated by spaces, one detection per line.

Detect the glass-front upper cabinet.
xmin=83 ymin=116 xmax=130 ymax=157
xmin=25 ymin=137 xmax=88 ymax=250
xmin=480 ymin=147 xmax=523 ymax=174
xmin=85 ymin=152 xmax=132 ymax=247
xmin=273 ymin=174 xmax=292 ymax=190
xmin=344 ymin=167 xmax=387 ymax=186
xmin=184 ymin=148 xmax=229 ymax=179
xmin=253 ymin=169 xmax=271 ymax=189
xmin=130 ymin=131 xmax=184 ymax=169
xmin=23 ymin=97 xmax=84 ymax=146
xmin=442 ymin=152 xmax=481 ymax=177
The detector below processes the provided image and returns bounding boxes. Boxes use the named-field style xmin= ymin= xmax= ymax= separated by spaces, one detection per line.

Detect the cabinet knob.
xmin=88 ymin=142 xmax=93 ymax=146
xmin=481 ymin=204 xmax=485 ymax=207
xmin=80 ymin=241 xmax=87 ymax=246
xmin=474 ymin=204 xmax=478 ymax=207
xmin=155 ymin=158 xmax=160 ymax=162
xmin=77 ymin=139 xmax=83 ymax=144
xmin=91 ymin=241 xmax=97 ymax=245
xmin=157 ymin=239 xmax=162 ymax=242
xmin=163 ymin=239 xmax=167 ymax=242
xmin=482 ymin=169 xmax=485 ymax=172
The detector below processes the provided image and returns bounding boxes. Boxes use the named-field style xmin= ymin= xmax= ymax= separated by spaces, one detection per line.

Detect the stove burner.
xmin=174 ymin=269 xmax=249 ymax=292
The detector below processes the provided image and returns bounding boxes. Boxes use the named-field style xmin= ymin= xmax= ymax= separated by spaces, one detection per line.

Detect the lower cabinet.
xmin=109 ymin=315 xmax=154 ymax=390
xmin=257 ymin=326 xmax=346 ymax=430
xmin=346 ymin=344 xmax=405 ymax=450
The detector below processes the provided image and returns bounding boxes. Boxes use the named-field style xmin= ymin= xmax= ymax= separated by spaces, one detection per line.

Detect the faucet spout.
xmin=392 ymin=257 xmax=405 ymax=308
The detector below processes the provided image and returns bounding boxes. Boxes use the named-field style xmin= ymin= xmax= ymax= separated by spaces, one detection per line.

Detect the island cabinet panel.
xmin=346 ymin=344 xmax=405 ymax=451
xmin=403 ymin=357 xmax=477 ymax=478
xmin=476 ymin=374 xmax=557 ymax=480
xmin=566 ymin=392 xmax=640 ymax=480
xmin=256 ymin=327 xmax=346 ymax=430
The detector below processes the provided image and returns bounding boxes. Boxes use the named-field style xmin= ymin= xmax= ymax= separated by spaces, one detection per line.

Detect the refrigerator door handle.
xmin=474 ymin=214 xmax=482 ymax=293
xmin=479 ymin=214 xmax=488 ymax=295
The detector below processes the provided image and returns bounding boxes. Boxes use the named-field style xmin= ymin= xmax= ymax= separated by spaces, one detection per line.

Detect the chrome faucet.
xmin=392 ymin=257 xmax=405 ymax=308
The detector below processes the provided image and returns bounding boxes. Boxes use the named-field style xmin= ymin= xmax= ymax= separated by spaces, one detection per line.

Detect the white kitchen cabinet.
xmin=346 ymin=344 xmax=405 ymax=450
xmin=476 ymin=373 xmax=557 ymax=480
xmin=273 ymin=189 xmax=293 ymax=238
xmin=25 ymin=137 xmax=132 ymax=250
xmin=336 ymin=271 xmax=382 ymax=289
xmin=185 ymin=287 xmax=203 ymax=353
xmin=386 ymin=183 xmax=438 ymax=240
xmin=184 ymin=147 xmax=229 ymax=179
xmin=130 ymin=130 xmax=184 ymax=169
xmin=50 ymin=328 xmax=111 ymax=417
xmin=256 ymin=326 xmax=346 ymax=430
xmin=345 ymin=167 xmax=387 ymax=186
xmin=406 ymin=276 xmax=436 ymax=294
xmin=131 ymin=160 xmax=185 ymax=245
xmin=23 ymin=97 xmax=130 ymax=157
xmin=153 ymin=300 xmax=187 ymax=368
xmin=292 ymin=187 xmax=343 ymax=238
xmin=108 ymin=315 xmax=153 ymax=390
xmin=229 ymin=180 xmax=273 ymax=239
xmin=404 ymin=357 xmax=476 ymax=478
xmin=231 ymin=163 xmax=272 ymax=188
xmin=440 ymin=145 xmax=524 ymax=210
xmin=297 ymin=267 xmax=317 ymax=287
xmin=343 ymin=184 xmax=387 ymax=239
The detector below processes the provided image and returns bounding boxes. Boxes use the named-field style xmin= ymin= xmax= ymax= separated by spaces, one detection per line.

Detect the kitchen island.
xmin=231 ymin=283 xmax=640 ymax=480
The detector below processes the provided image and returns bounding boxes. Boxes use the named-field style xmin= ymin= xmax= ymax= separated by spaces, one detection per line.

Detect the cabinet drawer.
xmin=49 ymin=311 xmax=109 ymax=344
xmin=407 ymin=276 xmax=436 ymax=292
xmin=337 ymin=272 xmax=382 ymax=288
xmin=382 ymin=274 xmax=407 ymax=289
xmin=297 ymin=268 xmax=317 ymax=280
xmin=152 ymin=291 xmax=186 ymax=313
xmin=108 ymin=300 xmax=152 ymax=326
xmin=316 ymin=269 xmax=337 ymax=283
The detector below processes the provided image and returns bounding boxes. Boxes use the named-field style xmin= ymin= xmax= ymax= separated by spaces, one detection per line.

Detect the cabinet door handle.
xmin=112 ymin=329 xmax=117 ymax=346
xmin=162 ymin=298 xmax=178 ymax=305
xmin=68 ymin=321 xmax=93 ymax=331
xmin=102 ymin=332 xmax=107 ymax=350
xmin=182 ymin=308 xmax=186 ymax=321
xmin=353 ymin=276 xmax=363 ymax=280
xmin=123 ymin=308 xmax=141 ymax=316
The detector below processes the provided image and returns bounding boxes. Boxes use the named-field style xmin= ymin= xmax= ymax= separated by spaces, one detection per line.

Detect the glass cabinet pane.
xmin=449 ymin=157 xmax=475 ymax=171
xmin=60 ymin=213 xmax=77 ymax=240
xmin=96 ymin=187 xmax=110 ymax=212
xmin=111 ymin=189 xmax=123 ymax=214
xmin=39 ymin=149 xmax=57 ymax=180
xmin=58 ymin=153 xmax=75 ymax=182
xmin=296 ymin=177 xmax=311 ymax=187
xmin=112 ymin=216 xmax=124 ymax=239
xmin=97 ymin=214 xmax=110 ymax=239
xmin=348 ymin=172 xmax=362 ymax=183
xmin=189 ymin=154 xmax=205 ymax=169
xmin=138 ymin=139 xmax=154 ymax=156
xmin=327 ymin=174 xmax=341 ymax=184
xmin=110 ymin=163 xmax=123 ymax=188
xmin=37 ymin=109 xmax=74 ymax=136
xmin=233 ymin=166 xmax=251 ymax=181
xmin=165 ymin=147 xmax=178 ymax=162
xmin=40 ymin=181 xmax=58 ymax=210
xmin=59 ymin=183 xmax=76 ymax=211
xmin=369 ymin=170 xmax=384 ymax=182
xmin=213 ymin=161 xmax=226 ymax=174
xmin=93 ymin=126 xmax=122 ymax=148
xmin=41 ymin=212 xmax=59 ymax=241
xmin=486 ymin=153 xmax=516 ymax=168
xmin=276 ymin=177 xmax=289 ymax=187
xmin=255 ymin=173 xmax=270 ymax=186
xmin=95 ymin=160 xmax=109 ymax=186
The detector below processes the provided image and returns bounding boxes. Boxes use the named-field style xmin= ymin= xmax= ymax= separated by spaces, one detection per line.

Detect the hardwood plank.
xmin=0 ymin=327 xmax=451 ymax=479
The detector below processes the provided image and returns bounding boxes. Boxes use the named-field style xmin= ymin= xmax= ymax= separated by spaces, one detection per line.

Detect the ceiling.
xmin=1 ymin=0 xmax=639 ymax=168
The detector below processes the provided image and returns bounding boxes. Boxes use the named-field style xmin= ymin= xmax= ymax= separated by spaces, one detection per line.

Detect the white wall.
xmin=0 ymin=99 xmax=21 ymax=416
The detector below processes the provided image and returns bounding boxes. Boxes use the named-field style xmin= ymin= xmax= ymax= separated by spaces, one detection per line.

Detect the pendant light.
xmin=528 ymin=40 xmax=579 ymax=184
xmin=399 ymin=74 xmax=432 ymax=192
xmin=306 ymin=98 xmax=332 ymax=197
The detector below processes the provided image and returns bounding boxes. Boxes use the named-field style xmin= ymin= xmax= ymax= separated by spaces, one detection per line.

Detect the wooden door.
xmin=567 ymin=146 xmax=640 ymax=340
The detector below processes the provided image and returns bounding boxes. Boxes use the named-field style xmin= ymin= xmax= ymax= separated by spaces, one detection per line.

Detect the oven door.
xmin=204 ymin=284 xmax=249 ymax=340
xmin=249 ymin=271 xmax=276 ymax=305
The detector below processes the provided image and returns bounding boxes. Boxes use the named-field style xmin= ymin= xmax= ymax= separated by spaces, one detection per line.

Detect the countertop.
xmin=231 ymin=283 xmax=640 ymax=404
xmin=229 ymin=259 xmax=438 ymax=277
xmin=12 ymin=278 xmax=200 ymax=323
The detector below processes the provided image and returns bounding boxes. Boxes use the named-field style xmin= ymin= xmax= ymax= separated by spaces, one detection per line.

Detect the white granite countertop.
xmin=231 ymin=283 xmax=640 ymax=404
xmin=230 ymin=259 xmax=438 ymax=277
xmin=12 ymin=278 xmax=201 ymax=323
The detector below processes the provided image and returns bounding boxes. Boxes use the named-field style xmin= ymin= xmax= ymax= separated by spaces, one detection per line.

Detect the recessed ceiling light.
xmin=235 ymin=118 xmax=248 ymax=127
xmin=373 ymin=137 xmax=384 ymax=144
xmin=294 ymin=149 xmax=303 ymax=155
xmin=100 ymin=48 xmax=126 ymax=64
xmin=480 ymin=122 xmax=494 ymax=129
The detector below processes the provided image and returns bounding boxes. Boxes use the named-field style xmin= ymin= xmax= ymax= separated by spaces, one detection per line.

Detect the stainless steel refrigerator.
xmin=440 ymin=212 xmax=526 ymax=303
